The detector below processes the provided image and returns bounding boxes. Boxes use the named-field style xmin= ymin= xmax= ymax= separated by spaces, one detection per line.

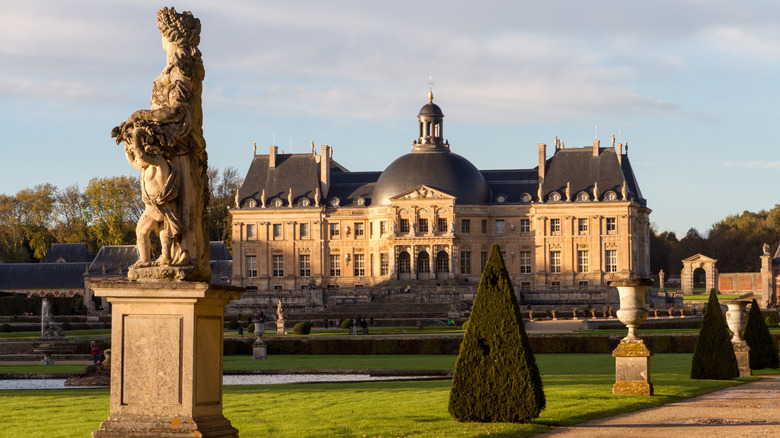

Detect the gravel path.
xmin=537 ymin=376 xmax=780 ymax=438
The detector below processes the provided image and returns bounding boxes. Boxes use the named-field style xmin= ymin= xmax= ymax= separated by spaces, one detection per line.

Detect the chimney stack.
xmin=617 ymin=143 xmax=623 ymax=165
xmin=269 ymin=145 xmax=278 ymax=168
xmin=320 ymin=144 xmax=331 ymax=198
xmin=592 ymin=139 xmax=600 ymax=157
xmin=538 ymin=143 xmax=547 ymax=181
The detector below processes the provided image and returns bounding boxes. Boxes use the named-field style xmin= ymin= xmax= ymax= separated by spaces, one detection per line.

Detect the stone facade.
xmin=229 ymin=95 xmax=651 ymax=310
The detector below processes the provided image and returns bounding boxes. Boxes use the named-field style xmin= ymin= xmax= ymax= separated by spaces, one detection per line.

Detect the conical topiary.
xmin=449 ymin=243 xmax=545 ymax=422
xmin=744 ymin=299 xmax=779 ymax=370
xmin=691 ymin=289 xmax=739 ymax=379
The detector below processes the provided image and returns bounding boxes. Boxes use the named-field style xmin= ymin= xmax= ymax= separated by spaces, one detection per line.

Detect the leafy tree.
xmin=744 ymin=299 xmax=779 ymax=370
xmin=15 ymin=183 xmax=57 ymax=260
xmin=449 ymin=243 xmax=545 ymax=422
xmin=207 ymin=166 xmax=242 ymax=250
xmin=0 ymin=193 xmax=31 ymax=262
xmin=53 ymin=183 xmax=90 ymax=246
xmin=84 ymin=176 xmax=141 ymax=248
xmin=691 ymin=289 xmax=739 ymax=380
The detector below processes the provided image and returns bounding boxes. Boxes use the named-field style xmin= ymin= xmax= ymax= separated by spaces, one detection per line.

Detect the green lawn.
xmin=0 ymin=354 xmax=755 ymax=437
xmin=683 ymin=293 xmax=739 ymax=301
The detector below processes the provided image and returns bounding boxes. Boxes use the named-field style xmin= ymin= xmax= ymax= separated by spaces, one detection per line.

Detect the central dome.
xmin=372 ymin=94 xmax=490 ymax=205
xmin=372 ymin=151 xmax=491 ymax=205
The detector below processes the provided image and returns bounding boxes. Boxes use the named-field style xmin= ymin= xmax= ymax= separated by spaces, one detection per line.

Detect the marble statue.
xmin=537 ymin=183 xmax=543 ymax=202
xmin=314 ymin=186 xmax=320 ymax=207
xmin=621 ymin=180 xmax=628 ymax=201
xmin=593 ymin=181 xmax=599 ymax=201
xmin=565 ymin=181 xmax=571 ymax=202
xmin=260 ymin=189 xmax=266 ymax=208
xmin=111 ymin=7 xmax=210 ymax=282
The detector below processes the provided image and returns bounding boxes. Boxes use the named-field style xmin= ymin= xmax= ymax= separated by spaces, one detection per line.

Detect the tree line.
xmin=650 ymin=204 xmax=780 ymax=277
xmin=0 ymin=167 xmax=242 ymax=263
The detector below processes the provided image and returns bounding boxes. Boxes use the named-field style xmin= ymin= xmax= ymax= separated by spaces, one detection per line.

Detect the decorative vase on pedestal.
xmin=725 ymin=299 xmax=751 ymax=377
xmin=253 ymin=318 xmax=267 ymax=360
xmin=609 ymin=278 xmax=654 ymax=396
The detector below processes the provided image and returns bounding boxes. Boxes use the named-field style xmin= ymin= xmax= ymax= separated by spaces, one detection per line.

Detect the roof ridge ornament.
xmin=428 ymin=75 xmax=434 ymax=102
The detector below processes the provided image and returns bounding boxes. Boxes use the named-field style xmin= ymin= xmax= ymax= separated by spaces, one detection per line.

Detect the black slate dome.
xmin=418 ymin=102 xmax=443 ymax=117
xmin=372 ymin=151 xmax=491 ymax=205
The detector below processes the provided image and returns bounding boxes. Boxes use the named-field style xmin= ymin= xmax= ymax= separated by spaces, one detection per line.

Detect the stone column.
xmin=92 ymin=282 xmax=245 ymax=437
xmin=609 ymin=278 xmax=654 ymax=396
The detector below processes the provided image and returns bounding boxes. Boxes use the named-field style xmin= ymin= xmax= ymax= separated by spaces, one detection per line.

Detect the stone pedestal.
xmin=612 ymin=340 xmax=653 ymax=395
xmin=276 ymin=319 xmax=285 ymax=335
xmin=92 ymin=281 xmax=245 ymax=438
xmin=733 ymin=341 xmax=751 ymax=377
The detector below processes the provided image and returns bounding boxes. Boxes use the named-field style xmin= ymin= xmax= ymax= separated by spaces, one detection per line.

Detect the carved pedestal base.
xmin=92 ymin=281 xmax=245 ymax=438
xmin=612 ymin=340 xmax=653 ymax=396
xmin=733 ymin=341 xmax=751 ymax=377
xmin=253 ymin=344 xmax=267 ymax=360
xmin=277 ymin=320 xmax=285 ymax=335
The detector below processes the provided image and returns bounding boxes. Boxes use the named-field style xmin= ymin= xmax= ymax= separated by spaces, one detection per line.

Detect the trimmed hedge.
xmin=744 ymin=299 xmax=779 ymax=370
xmin=449 ymin=244 xmax=544 ymax=423
xmin=691 ymin=289 xmax=739 ymax=380
xmin=293 ymin=322 xmax=312 ymax=335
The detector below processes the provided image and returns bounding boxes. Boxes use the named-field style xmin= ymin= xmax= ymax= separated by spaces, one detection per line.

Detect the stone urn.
xmin=610 ymin=278 xmax=654 ymax=341
xmin=252 ymin=318 xmax=267 ymax=360
xmin=725 ymin=301 xmax=748 ymax=343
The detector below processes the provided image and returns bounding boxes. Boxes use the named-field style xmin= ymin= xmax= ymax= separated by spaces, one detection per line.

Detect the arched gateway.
xmin=680 ymin=254 xmax=717 ymax=294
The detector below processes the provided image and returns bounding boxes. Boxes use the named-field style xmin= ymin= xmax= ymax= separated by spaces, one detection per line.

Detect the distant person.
xmin=238 ymin=323 xmax=244 ymax=339
xmin=90 ymin=341 xmax=102 ymax=364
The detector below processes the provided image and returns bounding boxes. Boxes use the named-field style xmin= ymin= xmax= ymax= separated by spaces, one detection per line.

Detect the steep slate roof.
xmin=0 ymin=263 xmax=89 ymax=290
xmin=328 ymin=171 xmax=380 ymax=206
xmin=541 ymin=147 xmax=646 ymax=206
xmin=210 ymin=260 xmax=233 ymax=286
xmin=481 ymin=169 xmax=538 ymax=204
xmin=41 ymin=243 xmax=93 ymax=263
xmin=86 ymin=245 xmax=139 ymax=276
xmin=210 ymin=241 xmax=232 ymax=261
xmin=236 ymin=145 xmax=646 ymax=208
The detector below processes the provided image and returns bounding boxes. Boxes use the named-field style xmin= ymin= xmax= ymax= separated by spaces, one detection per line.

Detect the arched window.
xmin=417 ymin=251 xmax=430 ymax=273
xmin=436 ymin=251 xmax=449 ymax=273
xmin=398 ymin=252 xmax=411 ymax=274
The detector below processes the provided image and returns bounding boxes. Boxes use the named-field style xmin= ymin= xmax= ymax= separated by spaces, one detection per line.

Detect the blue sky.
xmin=1 ymin=0 xmax=779 ymax=237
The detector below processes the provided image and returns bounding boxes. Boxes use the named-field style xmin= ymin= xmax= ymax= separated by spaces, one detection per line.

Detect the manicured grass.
xmin=0 ymin=329 xmax=111 ymax=339
xmin=0 ymin=363 xmax=88 ymax=374
xmin=683 ymin=293 xmax=739 ymax=301
xmin=0 ymin=354 xmax=746 ymax=437
xmin=223 ymin=354 xmax=457 ymax=370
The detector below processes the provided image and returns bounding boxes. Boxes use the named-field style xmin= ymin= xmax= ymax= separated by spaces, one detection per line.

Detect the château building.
xmin=229 ymin=93 xmax=651 ymax=310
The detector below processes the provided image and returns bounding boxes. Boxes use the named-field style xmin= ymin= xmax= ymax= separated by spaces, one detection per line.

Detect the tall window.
xmin=461 ymin=219 xmax=471 ymax=234
xmin=398 ymin=252 xmax=411 ymax=273
xmin=578 ymin=218 xmax=588 ymax=235
xmin=549 ymin=251 xmax=561 ymax=273
xmin=380 ymin=253 xmax=389 ymax=275
xmin=399 ymin=218 xmax=410 ymax=233
xmin=606 ymin=217 xmax=617 ymax=234
xmin=329 ymin=254 xmax=341 ymax=276
xmin=329 ymin=223 xmax=339 ymax=238
xmin=272 ymin=223 xmax=282 ymax=239
xmin=438 ymin=218 xmax=447 ymax=233
xmin=577 ymin=250 xmax=589 ymax=273
xmin=246 ymin=224 xmax=255 ymax=239
xmin=353 ymin=254 xmax=365 ymax=276
xmin=519 ymin=218 xmax=530 ymax=234
xmin=245 ymin=255 xmax=257 ymax=278
xmin=605 ymin=249 xmax=617 ymax=272
xmin=436 ymin=251 xmax=449 ymax=273
xmin=417 ymin=252 xmax=430 ymax=273
xmin=354 ymin=222 xmax=364 ymax=237
xmin=519 ymin=251 xmax=531 ymax=274
xmin=481 ymin=219 xmax=487 ymax=234
xmin=299 ymin=223 xmax=309 ymax=239
xmin=299 ymin=254 xmax=310 ymax=277
xmin=550 ymin=218 xmax=561 ymax=235
xmin=495 ymin=219 xmax=506 ymax=234
xmin=480 ymin=251 xmax=488 ymax=272
xmin=460 ymin=251 xmax=471 ymax=274
xmin=272 ymin=255 xmax=284 ymax=277
xmin=418 ymin=218 xmax=429 ymax=233
xmin=380 ymin=221 xmax=387 ymax=235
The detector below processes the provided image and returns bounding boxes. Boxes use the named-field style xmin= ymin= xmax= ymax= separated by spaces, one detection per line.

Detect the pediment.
xmin=681 ymin=253 xmax=717 ymax=264
xmin=389 ymin=185 xmax=455 ymax=202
